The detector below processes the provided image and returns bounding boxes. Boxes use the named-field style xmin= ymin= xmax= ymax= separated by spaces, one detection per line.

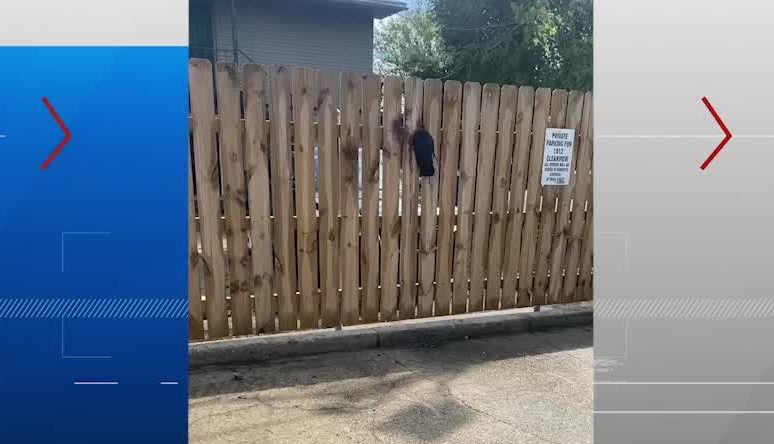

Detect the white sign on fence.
xmin=541 ymin=128 xmax=575 ymax=186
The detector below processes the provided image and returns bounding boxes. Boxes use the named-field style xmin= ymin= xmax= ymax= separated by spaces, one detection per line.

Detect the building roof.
xmin=315 ymin=0 xmax=407 ymax=19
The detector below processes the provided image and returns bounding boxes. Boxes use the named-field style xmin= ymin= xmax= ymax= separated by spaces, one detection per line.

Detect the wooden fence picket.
xmin=452 ymin=82 xmax=482 ymax=314
xmin=533 ymin=89 xmax=569 ymax=306
xmin=339 ymin=72 xmax=362 ymax=326
xmin=316 ymin=71 xmax=341 ymax=327
xmin=188 ymin=139 xmax=204 ymax=340
xmin=417 ymin=78 xmax=442 ymax=318
xmin=243 ymin=64 xmax=275 ymax=334
xmin=380 ymin=76 xmax=403 ymax=322
xmin=361 ymin=73 xmax=382 ymax=323
xmin=577 ymin=126 xmax=594 ymax=302
xmin=434 ymin=80 xmax=463 ymax=316
xmin=578 ymin=191 xmax=593 ymax=301
xmin=189 ymin=59 xmax=228 ymax=338
xmin=484 ymin=85 xmax=519 ymax=310
xmin=400 ymin=77 xmax=423 ymax=319
xmin=517 ymin=87 xmax=552 ymax=307
xmin=268 ymin=65 xmax=298 ymax=331
xmin=563 ymin=93 xmax=594 ymax=303
xmin=292 ymin=67 xmax=319 ymax=329
xmin=215 ymin=63 xmax=253 ymax=336
xmin=469 ymin=84 xmax=501 ymax=312
xmin=501 ymin=86 xmax=536 ymax=309
xmin=547 ymin=91 xmax=586 ymax=304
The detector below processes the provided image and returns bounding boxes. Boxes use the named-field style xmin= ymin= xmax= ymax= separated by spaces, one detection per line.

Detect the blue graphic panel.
xmin=0 ymin=47 xmax=188 ymax=443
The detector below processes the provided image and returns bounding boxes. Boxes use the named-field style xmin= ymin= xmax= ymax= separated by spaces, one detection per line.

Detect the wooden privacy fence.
xmin=188 ymin=59 xmax=594 ymax=341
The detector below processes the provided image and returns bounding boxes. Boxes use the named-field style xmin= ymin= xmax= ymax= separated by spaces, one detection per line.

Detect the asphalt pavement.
xmin=190 ymin=325 xmax=592 ymax=444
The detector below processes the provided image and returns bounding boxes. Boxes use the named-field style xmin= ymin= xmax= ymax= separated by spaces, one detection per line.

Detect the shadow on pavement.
xmin=189 ymin=325 xmax=592 ymax=444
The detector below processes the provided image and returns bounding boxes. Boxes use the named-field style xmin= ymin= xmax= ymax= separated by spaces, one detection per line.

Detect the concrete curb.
xmin=189 ymin=303 xmax=593 ymax=368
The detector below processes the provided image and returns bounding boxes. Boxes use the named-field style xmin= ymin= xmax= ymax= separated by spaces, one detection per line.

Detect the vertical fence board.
xmin=316 ymin=72 xmax=341 ymax=327
xmin=339 ymin=72 xmax=362 ymax=325
xmin=574 ymin=108 xmax=594 ymax=301
xmin=243 ymin=64 xmax=275 ymax=334
xmin=469 ymin=84 xmax=501 ymax=312
xmin=484 ymin=85 xmax=518 ymax=310
xmin=188 ymin=140 xmax=204 ymax=340
xmin=189 ymin=59 xmax=229 ymax=338
xmin=434 ymin=81 xmax=463 ymax=316
xmin=517 ymin=87 xmax=552 ymax=307
xmin=269 ymin=66 xmax=298 ymax=331
xmin=563 ymin=93 xmax=593 ymax=302
xmin=380 ymin=76 xmax=403 ymax=321
xmin=215 ymin=63 xmax=253 ymax=336
xmin=578 ymin=196 xmax=593 ymax=301
xmin=361 ymin=73 xmax=382 ymax=323
xmin=501 ymin=87 xmax=536 ymax=309
xmin=417 ymin=79 xmax=442 ymax=318
xmin=400 ymin=77 xmax=423 ymax=319
xmin=533 ymin=90 xmax=569 ymax=306
xmin=547 ymin=91 xmax=585 ymax=304
xmin=452 ymin=82 xmax=482 ymax=314
xmin=292 ymin=68 xmax=320 ymax=329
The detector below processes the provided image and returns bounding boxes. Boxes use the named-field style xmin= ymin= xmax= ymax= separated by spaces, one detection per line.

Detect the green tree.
xmin=374 ymin=6 xmax=451 ymax=79
xmin=374 ymin=0 xmax=592 ymax=90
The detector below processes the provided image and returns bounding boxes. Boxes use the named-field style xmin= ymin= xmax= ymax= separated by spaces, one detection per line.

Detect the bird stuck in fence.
xmin=390 ymin=119 xmax=436 ymax=177
xmin=411 ymin=123 xmax=436 ymax=177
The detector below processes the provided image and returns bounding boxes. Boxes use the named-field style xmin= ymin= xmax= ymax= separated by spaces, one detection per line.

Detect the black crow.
xmin=412 ymin=123 xmax=436 ymax=177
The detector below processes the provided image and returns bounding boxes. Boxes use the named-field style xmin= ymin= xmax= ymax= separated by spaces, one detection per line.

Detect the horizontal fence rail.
xmin=188 ymin=59 xmax=594 ymax=340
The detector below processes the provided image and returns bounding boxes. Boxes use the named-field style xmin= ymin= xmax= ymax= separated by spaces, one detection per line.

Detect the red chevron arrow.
xmin=700 ymin=97 xmax=732 ymax=170
xmin=40 ymin=97 xmax=71 ymax=170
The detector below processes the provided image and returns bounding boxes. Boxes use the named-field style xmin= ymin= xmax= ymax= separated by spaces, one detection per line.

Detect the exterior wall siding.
xmin=212 ymin=0 xmax=375 ymax=73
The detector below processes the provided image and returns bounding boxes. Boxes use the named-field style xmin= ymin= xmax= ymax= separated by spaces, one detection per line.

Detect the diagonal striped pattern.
xmin=0 ymin=299 xmax=188 ymax=319
xmin=595 ymin=298 xmax=774 ymax=319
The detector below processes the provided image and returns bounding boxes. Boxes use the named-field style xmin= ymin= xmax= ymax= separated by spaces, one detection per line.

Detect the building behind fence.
xmin=188 ymin=59 xmax=594 ymax=340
